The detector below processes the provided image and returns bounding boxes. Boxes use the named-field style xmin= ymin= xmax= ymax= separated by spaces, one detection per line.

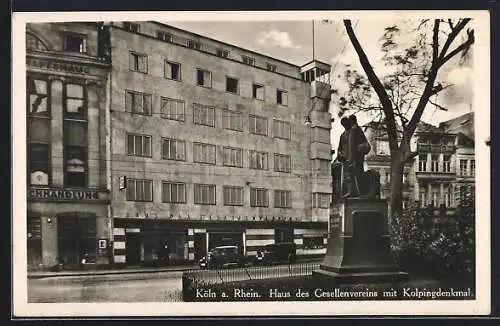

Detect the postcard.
xmin=12 ymin=10 xmax=491 ymax=316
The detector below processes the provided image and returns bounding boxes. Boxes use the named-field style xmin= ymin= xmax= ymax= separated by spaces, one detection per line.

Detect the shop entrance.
xmin=57 ymin=216 xmax=96 ymax=268
xmin=193 ymin=233 xmax=207 ymax=260
xmin=125 ymin=232 xmax=141 ymax=265
xmin=275 ymin=227 xmax=294 ymax=243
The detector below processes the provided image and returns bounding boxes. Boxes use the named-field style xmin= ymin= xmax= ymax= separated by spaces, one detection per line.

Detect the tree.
xmin=339 ymin=19 xmax=474 ymax=218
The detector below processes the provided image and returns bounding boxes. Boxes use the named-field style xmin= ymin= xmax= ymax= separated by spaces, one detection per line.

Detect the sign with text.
xmin=28 ymin=187 xmax=110 ymax=203
xmin=27 ymin=57 xmax=91 ymax=74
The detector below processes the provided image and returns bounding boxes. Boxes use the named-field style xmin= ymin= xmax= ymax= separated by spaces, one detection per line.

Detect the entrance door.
xmin=193 ymin=233 xmax=207 ymax=260
xmin=125 ymin=233 xmax=141 ymax=265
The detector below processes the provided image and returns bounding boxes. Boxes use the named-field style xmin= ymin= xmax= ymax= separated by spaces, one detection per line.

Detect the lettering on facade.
xmin=28 ymin=188 xmax=105 ymax=202
xmin=27 ymin=58 xmax=90 ymax=74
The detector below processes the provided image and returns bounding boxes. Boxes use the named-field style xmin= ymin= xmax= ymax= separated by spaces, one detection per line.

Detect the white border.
xmin=12 ymin=10 xmax=491 ymax=317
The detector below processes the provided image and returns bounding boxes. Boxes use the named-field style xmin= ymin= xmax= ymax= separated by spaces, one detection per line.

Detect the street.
xmin=28 ymin=262 xmax=319 ymax=303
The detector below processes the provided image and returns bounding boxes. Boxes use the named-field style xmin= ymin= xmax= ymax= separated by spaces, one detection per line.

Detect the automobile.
xmin=199 ymin=245 xmax=245 ymax=269
xmin=254 ymin=242 xmax=297 ymax=265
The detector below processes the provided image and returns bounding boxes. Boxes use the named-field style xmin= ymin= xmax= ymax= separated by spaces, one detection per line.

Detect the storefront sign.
xmin=28 ymin=187 xmax=110 ymax=203
xmin=27 ymin=58 xmax=90 ymax=74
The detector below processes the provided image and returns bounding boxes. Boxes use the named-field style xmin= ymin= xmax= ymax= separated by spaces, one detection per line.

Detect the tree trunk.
xmin=390 ymin=155 xmax=405 ymax=221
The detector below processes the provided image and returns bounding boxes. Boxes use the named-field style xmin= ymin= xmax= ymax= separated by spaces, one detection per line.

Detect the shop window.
xmin=303 ymin=236 xmax=325 ymax=249
xmin=250 ymin=187 xmax=268 ymax=207
xmin=275 ymin=228 xmax=293 ymax=243
xmin=161 ymin=97 xmax=185 ymax=121
xmin=28 ymin=143 xmax=50 ymax=185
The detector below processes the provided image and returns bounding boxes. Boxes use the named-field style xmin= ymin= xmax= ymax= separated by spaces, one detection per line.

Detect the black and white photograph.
xmin=12 ymin=10 xmax=490 ymax=316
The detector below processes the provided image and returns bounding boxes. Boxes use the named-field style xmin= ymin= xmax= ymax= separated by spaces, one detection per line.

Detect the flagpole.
xmin=312 ymin=20 xmax=315 ymax=60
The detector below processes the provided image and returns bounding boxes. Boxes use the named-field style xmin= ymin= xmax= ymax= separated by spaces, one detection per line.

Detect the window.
xmin=164 ymin=61 xmax=181 ymax=81
xmin=126 ymin=179 xmax=153 ymax=202
xmin=249 ymin=150 xmax=268 ymax=170
xmin=385 ymin=171 xmax=391 ymax=184
xmin=226 ymin=77 xmax=239 ymax=94
xmin=222 ymin=110 xmax=243 ymax=131
xmin=242 ymin=55 xmax=255 ymax=66
xmin=156 ymin=31 xmax=172 ymax=42
xmin=277 ymin=89 xmax=288 ymax=105
xmin=64 ymin=83 xmax=86 ymax=119
xmin=123 ymin=22 xmax=140 ymax=32
xmin=403 ymin=172 xmax=409 ymax=184
xmin=187 ymin=40 xmax=201 ymax=49
xmin=196 ymin=69 xmax=212 ymax=88
xmin=273 ymin=120 xmax=291 ymax=140
xmin=266 ymin=63 xmax=277 ymax=72
xmin=193 ymin=142 xmax=216 ymax=165
xmin=162 ymin=182 xmax=186 ymax=203
xmin=419 ymin=190 xmax=427 ymax=207
xmin=252 ymin=84 xmax=264 ymax=100
xmin=194 ymin=184 xmax=216 ymax=205
xmin=249 ymin=115 xmax=268 ymax=136
xmin=223 ymin=147 xmax=243 ymax=167
xmin=444 ymin=186 xmax=452 ymax=207
xmin=27 ymin=78 xmax=49 ymax=115
xmin=64 ymin=34 xmax=86 ymax=53
xmin=274 ymin=190 xmax=291 ymax=208
xmin=162 ymin=138 xmax=185 ymax=161
xmin=460 ymin=159 xmax=468 ymax=176
xmin=127 ymin=134 xmax=152 ymax=157
xmin=443 ymin=155 xmax=452 ymax=173
xmin=250 ymin=188 xmax=268 ymax=207
xmin=431 ymin=190 xmax=438 ymax=207
xmin=431 ymin=155 xmax=439 ymax=172
xmin=313 ymin=193 xmax=330 ymax=208
xmin=217 ymin=49 xmax=229 ymax=58
xmin=63 ymin=81 xmax=87 ymax=188
xmin=303 ymin=236 xmax=325 ymax=249
xmin=125 ymin=91 xmax=152 ymax=115
xmin=223 ymin=186 xmax=243 ymax=206
xmin=26 ymin=33 xmax=49 ymax=51
xmin=376 ymin=140 xmax=390 ymax=155
xmin=274 ymin=154 xmax=291 ymax=173
xmin=129 ymin=52 xmax=147 ymax=73
xmin=402 ymin=200 xmax=408 ymax=210
xmin=418 ymin=154 xmax=427 ymax=172
xmin=161 ymin=97 xmax=185 ymax=121
xmin=470 ymin=160 xmax=476 ymax=177
xmin=28 ymin=143 xmax=50 ymax=185
xmin=193 ymin=103 xmax=215 ymax=127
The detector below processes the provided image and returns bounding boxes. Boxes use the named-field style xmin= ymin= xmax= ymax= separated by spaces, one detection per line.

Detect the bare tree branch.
xmin=440 ymin=29 xmax=475 ymax=67
xmin=432 ymin=19 xmax=440 ymax=63
xmin=438 ymin=18 xmax=471 ymax=62
xmin=429 ymin=99 xmax=448 ymax=111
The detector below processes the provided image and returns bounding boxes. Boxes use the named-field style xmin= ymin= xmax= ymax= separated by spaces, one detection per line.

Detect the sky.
xmin=166 ymin=20 xmax=475 ymax=150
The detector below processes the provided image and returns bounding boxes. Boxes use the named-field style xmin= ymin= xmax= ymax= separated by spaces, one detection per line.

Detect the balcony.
xmin=417 ymin=143 xmax=456 ymax=153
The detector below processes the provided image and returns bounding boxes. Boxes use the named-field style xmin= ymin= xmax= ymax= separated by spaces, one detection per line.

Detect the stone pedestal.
xmin=313 ymin=198 xmax=408 ymax=284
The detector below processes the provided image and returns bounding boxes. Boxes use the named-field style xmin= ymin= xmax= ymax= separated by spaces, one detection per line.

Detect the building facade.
xmin=105 ymin=22 xmax=333 ymax=265
xmin=26 ymin=23 xmax=112 ymax=269
xmin=364 ymin=112 xmax=475 ymax=211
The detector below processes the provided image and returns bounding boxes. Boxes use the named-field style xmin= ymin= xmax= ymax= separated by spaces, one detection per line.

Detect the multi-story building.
xmin=93 ymin=21 xmax=333 ymax=266
xmin=364 ymin=112 xmax=475 ymax=211
xmin=26 ymin=23 xmax=112 ymax=269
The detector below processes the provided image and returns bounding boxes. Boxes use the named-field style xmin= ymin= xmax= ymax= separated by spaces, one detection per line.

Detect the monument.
xmin=314 ymin=115 xmax=408 ymax=284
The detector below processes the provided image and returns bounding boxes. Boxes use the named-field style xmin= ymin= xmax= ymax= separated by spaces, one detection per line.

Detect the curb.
xmin=28 ymin=266 xmax=198 ymax=279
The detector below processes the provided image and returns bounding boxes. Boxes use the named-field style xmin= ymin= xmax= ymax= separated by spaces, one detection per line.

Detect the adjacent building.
xmin=25 ymin=21 xmax=334 ymax=269
xmin=364 ymin=112 xmax=475 ymax=211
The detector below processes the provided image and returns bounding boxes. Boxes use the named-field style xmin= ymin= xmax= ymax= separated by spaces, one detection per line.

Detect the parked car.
xmin=199 ymin=245 xmax=245 ymax=269
xmin=254 ymin=242 xmax=297 ymax=265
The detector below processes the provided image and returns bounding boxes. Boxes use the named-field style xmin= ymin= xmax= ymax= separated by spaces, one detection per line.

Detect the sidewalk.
xmin=28 ymin=263 xmax=199 ymax=279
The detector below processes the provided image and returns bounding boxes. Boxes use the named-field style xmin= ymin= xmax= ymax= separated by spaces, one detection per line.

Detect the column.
xmin=440 ymin=183 xmax=444 ymax=206
xmin=439 ymin=153 xmax=444 ymax=172
xmin=427 ymin=153 xmax=432 ymax=172
xmin=414 ymin=181 xmax=420 ymax=201
xmin=427 ymin=183 xmax=432 ymax=205
xmin=87 ymin=82 xmax=100 ymax=188
xmin=51 ymin=79 xmax=64 ymax=186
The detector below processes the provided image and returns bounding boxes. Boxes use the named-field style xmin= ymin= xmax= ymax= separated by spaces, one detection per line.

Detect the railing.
xmin=183 ymin=262 xmax=319 ymax=285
